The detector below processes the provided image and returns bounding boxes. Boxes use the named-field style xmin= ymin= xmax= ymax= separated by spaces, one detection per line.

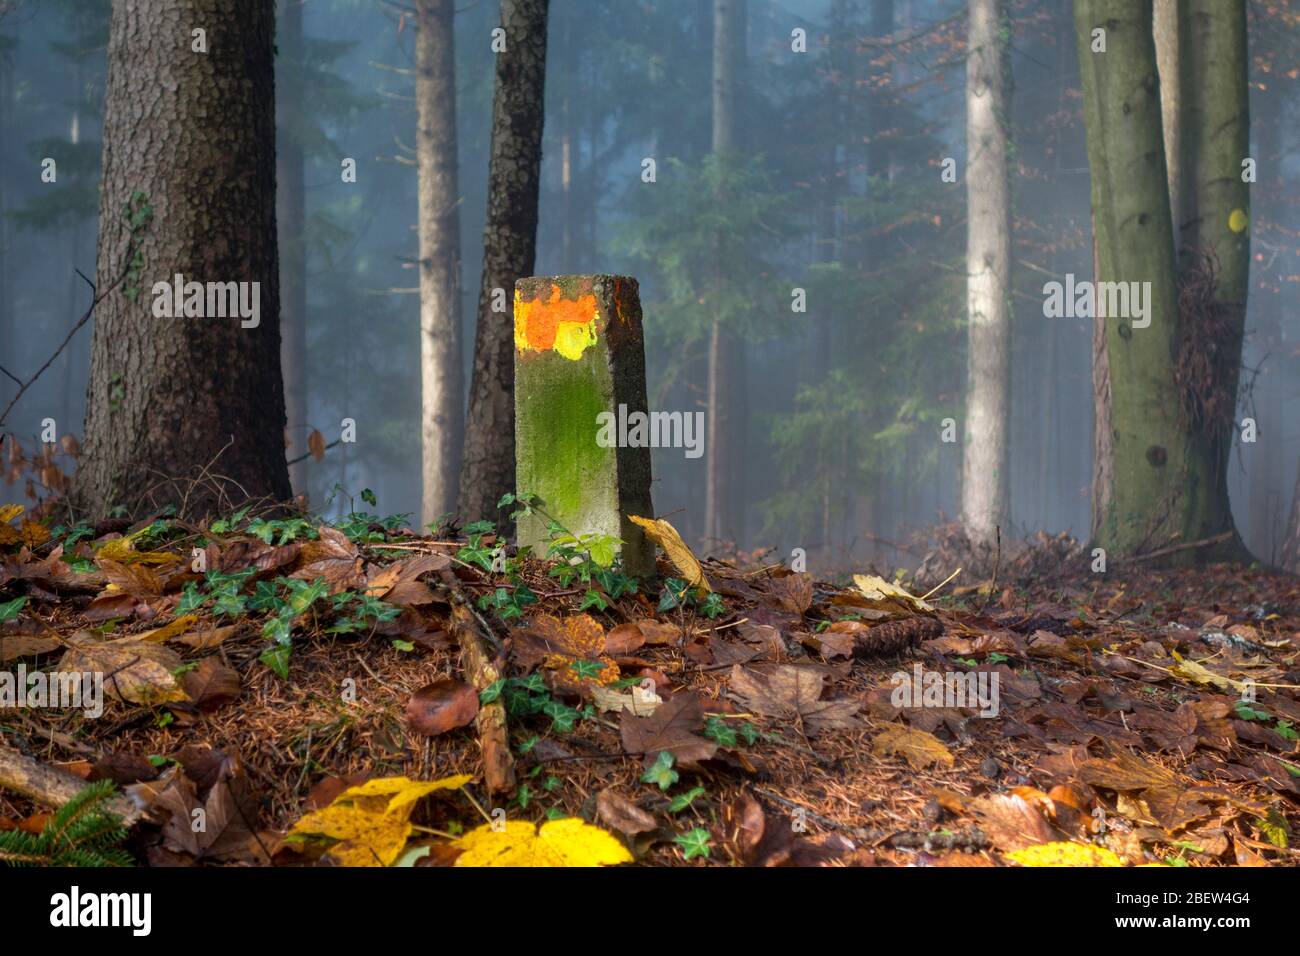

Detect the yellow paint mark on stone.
xmin=1228 ymin=208 xmax=1249 ymax=233
xmin=514 ymin=284 xmax=600 ymax=360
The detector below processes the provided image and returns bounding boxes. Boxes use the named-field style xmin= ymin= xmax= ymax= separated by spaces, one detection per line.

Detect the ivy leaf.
xmin=667 ymin=786 xmax=706 ymax=813
xmin=673 ymin=827 xmax=712 ymax=861
xmin=260 ymin=643 xmax=291 ymax=680
xmin=640 ymin=751 xmax=679 ymax=792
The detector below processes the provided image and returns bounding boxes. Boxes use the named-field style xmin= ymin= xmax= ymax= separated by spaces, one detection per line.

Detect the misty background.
xmin=0 ymin=0 xmax=1295 ymax=572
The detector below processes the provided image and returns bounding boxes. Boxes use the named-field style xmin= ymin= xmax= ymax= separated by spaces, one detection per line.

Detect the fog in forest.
xmin=1 ymin=0 xmax=1296 ymax=575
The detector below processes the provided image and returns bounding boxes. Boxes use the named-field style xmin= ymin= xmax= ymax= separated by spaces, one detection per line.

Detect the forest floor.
xmin=1 ymin=503 xmax=1298 ymax=867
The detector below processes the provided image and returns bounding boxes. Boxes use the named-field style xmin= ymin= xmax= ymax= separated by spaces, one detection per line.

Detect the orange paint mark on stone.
xmin=514 ymin=283 xmax=600 ymax=360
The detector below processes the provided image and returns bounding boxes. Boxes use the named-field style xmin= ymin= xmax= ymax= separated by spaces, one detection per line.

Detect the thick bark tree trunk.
xmin=1174 ymin=0 xmax=1250 ymax=556
xmin=960 ymin=0 xmax=1011 ymax=550
xmin=416 ymin=0 xmax=464 ymax=526
xmin=277 ymin=0 xmax=307 ymax=497
xmin=74 ymin=0 xmax=290 ymax=518
xmin=458 ymin=0 xmax=549 ymax=526
xmin=1075 ymin=0 xmax=1246 ymax=561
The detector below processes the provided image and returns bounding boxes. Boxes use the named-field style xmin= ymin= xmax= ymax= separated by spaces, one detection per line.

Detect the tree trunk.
xmin=74 ymin=0 xmax=290 ymax=518
xmin=458 ymin=0 xmax=549 ymax=526
xmin=277 ymin=0 xmax=307 ymax=497
xmin=1174 ymin=0 xmax=1250 ymax=556
xmin=703 ymin=0 xmax=743 ymax=549
xmin=1074 ymin=0 xmax=1246 ymax=561
xmin=1248 ymin=84 xmax=1282 ymax=562
xmin=960 ymin=0 xmax=1011 ymax=550
xmin=1152 ymin=0 xmax=1185 ymax=241
xmin=416 ymin=0 xmax=465 ymax=526
xmin=0 ymin=39 xmax=11 ymax=409
xmin=274 ymin=1 xmax=304 ymax=502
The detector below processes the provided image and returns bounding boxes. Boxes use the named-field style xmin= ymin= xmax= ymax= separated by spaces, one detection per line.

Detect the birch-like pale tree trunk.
xmin=416 ymin=0 xmax=464 ymax=525
xmin=960 ymin=0 xmax=1011 ymax=550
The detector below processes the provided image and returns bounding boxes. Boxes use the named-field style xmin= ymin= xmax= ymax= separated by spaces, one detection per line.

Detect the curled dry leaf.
xmin=620 ymin=692 xmax=718 ymax=769
xmin=852 ymin=574 xmax=934 ymax=613
xmin=596 ymin=789 xmax=658 ymax=839
xmin=180 ymin=657 xmax=242 ymax=712
xmin=592 ymin=680 xmax=662 ymax=716
xmin=871 ymin=724 xmax=954 ymax=771
xmin=628 ymin=515 xmax=710 ymax=594
xmin=767 ymin=571 xmax=813 ymax=615
xmin=405 ymin=678 xmax=480 ymax=736
xmin=968 ymin=793 xmax=1056 ymax=851
xmin=58 ymin=632 xmax=189 ymax=706
xmin=728 ymin=664 xmax=860 ymax=735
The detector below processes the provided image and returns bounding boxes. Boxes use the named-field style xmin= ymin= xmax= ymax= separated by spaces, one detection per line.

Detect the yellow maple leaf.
xmin=628 ymin=515 xmax=710 ymax=594
xmin=453 ymin=818 xmax=632 ymax=867
xmin=287 ymin=774 xmax=472 ymax=867
xmin=1006 ymin=841 xmax=1124 ymax=867
xmin=852 ymin=574 xmax=933 ymax=612
xmin=0 ymin=504 xmax=23 ymax=524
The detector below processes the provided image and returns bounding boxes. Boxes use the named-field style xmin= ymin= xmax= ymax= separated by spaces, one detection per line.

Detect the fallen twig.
xmin=449 ymin=593 xmax=515 ymax=795
xmin=0 ymin=742 xmax=142 ymax=826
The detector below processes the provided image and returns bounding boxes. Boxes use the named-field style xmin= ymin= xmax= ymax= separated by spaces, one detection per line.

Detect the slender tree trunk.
xmin=458 ymin=0 xmax=549 ymax=526
xmin=1152 ymin=0 xmax=1185 ymax=241
xmin=1248 ymin=88 xmax=1282 ymax=562
xmin=1075 ymin=0 xmax=1246 ymax=561
xmin=703 ymin=0 xmax=742 ymax=549
xmin=74 ymin=0 xmax=290 ymax=518
xmin=0 ymin=39 xmax=11 ymax=409
xmin=960 ymin=0 xmax=1011 ymax=550
xmin=416 ymin=0 xmax=464 ymax=526
xmin=277 ymin=0 xmax=308 ymax=497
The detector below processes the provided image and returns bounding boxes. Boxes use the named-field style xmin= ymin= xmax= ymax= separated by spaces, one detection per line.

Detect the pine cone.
xmin=854 ymin=616 xmax=942 ymax=657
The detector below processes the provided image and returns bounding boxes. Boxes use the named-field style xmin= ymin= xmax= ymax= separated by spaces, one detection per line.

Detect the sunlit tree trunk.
xmin=74 ymin=0 xmax=290 ymax=517
xmin=416 ymin=0 xmax=464 ymax=526
xmin=458 ymin=0 xmax=549 ymax=526
xmin=1075 ymin=0 xmax=1248 ymax=561
xmin=960 ymin=0 xmax=1011 ymax=550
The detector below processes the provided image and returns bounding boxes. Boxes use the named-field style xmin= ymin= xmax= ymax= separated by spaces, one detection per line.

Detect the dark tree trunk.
xmin=74 ymin=0 xmax=290 ymax=518
xmin=458 ymin=0 xmax=549 ymax=526
xmin=277 ymin=0 xmax=307 ymax=497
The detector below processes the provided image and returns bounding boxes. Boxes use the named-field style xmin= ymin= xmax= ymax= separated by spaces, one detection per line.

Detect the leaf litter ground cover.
xmin=1 ymin=501 xmax=1298 ymax=867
